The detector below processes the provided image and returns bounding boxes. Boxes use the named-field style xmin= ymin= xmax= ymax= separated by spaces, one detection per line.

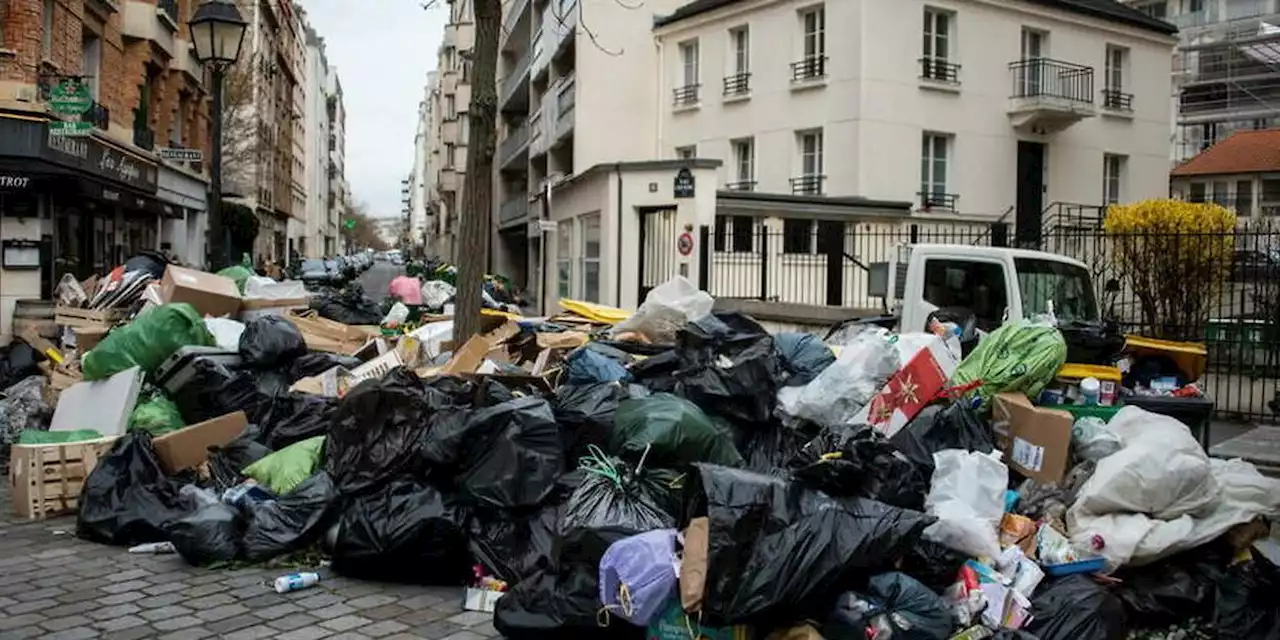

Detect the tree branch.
xmin=549 ymin=0 xmax=641 ymax=57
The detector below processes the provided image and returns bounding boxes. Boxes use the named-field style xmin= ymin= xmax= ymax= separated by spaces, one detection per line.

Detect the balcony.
xmin=442 ymin=118 xmax=459 ymax=145
xmin=919 ymin=57 xmax=961 ymax=84
xmin=529 ymin=109 xmax=545 ymax=154
xmin=157 ymin=0 xmax=178 ymax=27
xmin=499 ymin=196 xmax=529 ymax=226
xmin=122 ymin=0 xmax=176 ymax=56
xmin=555 ymin=77 xmax=575 ymax=141
xmin=439 ymin=168 xmax=458 ymax=192
xmin=673 ymin=84 xmax=700 ymax=108
xmin=725 ymin=180 xmax=756 ymax=192
xmin=500 ymin=54 xmax=531 ymax=111
xmin=133 ymin=126 xmax=155 ymax=151
xmin=501 ymin=0 xmax=530 ymax=47
xmin=723 ymin=72 xmax=750 ymax=98
xmin=1007 ymin=58 xmax=1097 ymax=133
xmin=499 ymin=123 xmax=529 ymax=169
xmin=1101 ymin=89 xmax=1134 ymax=113
xmin=790 ymin=56 xmax=827 ymax=83
xmin=80 ymin=101 xmax=110 ymax=131
xmin=790 ymin=175 xmax=825 ymax=196
xmin=917 ymin=192 xmax=959 ymax=212
xmin=553 ymin=0 xmax=577 ymax=56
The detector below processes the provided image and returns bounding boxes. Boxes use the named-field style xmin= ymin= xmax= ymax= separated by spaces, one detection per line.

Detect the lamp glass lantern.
xmin=190 ymin=0 xmax=248 ymax=67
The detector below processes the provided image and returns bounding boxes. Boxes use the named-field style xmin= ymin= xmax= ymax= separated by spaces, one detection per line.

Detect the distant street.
xmin=358 ymin=261 xmax=404 ymax=304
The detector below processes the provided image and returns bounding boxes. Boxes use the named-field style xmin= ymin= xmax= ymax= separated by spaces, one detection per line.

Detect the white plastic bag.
xmin=244 ymin=276 xmax=306 ymax=301
xmin=408 ymin=320 xmax=454 ymax=359
xmin=923 ymin=449 xmax=1007 ymax=560
xmin=420 ymin=280 xmax=456 ymax=309
xmin=613 ymin=276 xmax=713 ymax=343
xmin=204 ymin=317 xmax=246 ymax=351
xmin=777 ymin=327 xmax=898 ymax=428
xmin=382 ymin=302 xmax=410 ymax=326
xmin=1071 ymin=417 xmax=1123 ymax=462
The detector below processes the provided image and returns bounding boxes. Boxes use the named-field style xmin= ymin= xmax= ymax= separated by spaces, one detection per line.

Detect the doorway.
xmin=1016 ymin=141 xmax=1045 ymax=247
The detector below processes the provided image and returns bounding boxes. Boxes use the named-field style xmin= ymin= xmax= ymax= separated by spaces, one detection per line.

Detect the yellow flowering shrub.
xmin=1103 ymin=199 xmax=1236 ymax=340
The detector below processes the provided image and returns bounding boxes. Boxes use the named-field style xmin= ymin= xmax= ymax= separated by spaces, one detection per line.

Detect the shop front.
xmin=157 ymin=163 xmax=210 ymax=268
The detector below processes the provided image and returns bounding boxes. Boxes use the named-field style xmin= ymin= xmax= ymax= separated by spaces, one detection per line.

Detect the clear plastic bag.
xmin=778 ymin=328 xmax=899 ymax=428
xmin=613 ymin=276 xmax=713 ymax=344
xmin=382 ymin=302 xmax=410 ymax=326
xmin=1071 ymin=417 xmax=1123 ymax=462
xmin=923 ymin=449 xmax=1007 ymax=560
xmin=420 ymin=280 xmax=456 ymax=309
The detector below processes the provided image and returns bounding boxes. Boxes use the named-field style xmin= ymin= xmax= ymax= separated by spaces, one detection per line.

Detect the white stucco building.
xmin=328 ymin=70 xmax=350 ymax=256
xmin=409 ymin=77 xmax=435 ymax=253
xmin=303 ymin=26 xmax=338 ymax=258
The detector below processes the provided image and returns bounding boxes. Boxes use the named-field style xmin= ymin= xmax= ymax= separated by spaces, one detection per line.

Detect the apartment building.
xmin=408 ymin=75 xmax=434 ymax=252
xmin=422 ymin=0 xmax=474 ymax=262
xmin=0 ymin=0 xmax=213 ymax=340
xmin=286 ymin=1 xmax=306 ymax=260
xmin=302 ymin=23 xmax=341 ymax=258
xmin=1124 ymin=0 xmax=1280 ymax=163
xmin=326 ymin=68 xmax=349 ymax=254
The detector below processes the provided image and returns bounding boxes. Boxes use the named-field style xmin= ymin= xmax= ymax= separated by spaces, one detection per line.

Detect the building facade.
xmin=302 ymin=22 xmax=341 ymax=258
xmin=326 ymin=68 xmax=349 ymax=255
xmin=1123 ymin=0 xmax=1280 ymax=163
xmin=0 ymin=0 xmax=213 ymax=341
xmin=1169 ymin=127 xmax=1280 ymax=216
xmin=408 ymin=76 xmax=434 ymax=253
xmin=420 ymin=0 xmax=473 ymax=263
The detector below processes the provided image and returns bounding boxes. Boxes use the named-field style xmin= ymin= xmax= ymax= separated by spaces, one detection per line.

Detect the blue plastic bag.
xmin=599 ymin=529 xmax=679 ymax=626
xmin=565 ymin=348 xmax=632 ymax=385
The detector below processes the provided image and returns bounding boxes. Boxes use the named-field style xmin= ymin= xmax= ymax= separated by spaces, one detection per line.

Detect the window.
xmin=800 ymin=130 xmax=823 ymax=176
xmin=921 ymin=133 xmax=950 ymax=204
xmin=1103 ymin=154 xmax=1126 ymax=205
xmin=445 ymin=143 xmax=456 ymax=167
xmin=459 ymin=113 xmax=470 ymax=142
xmin=1188 ymin=182 xmax=1206 ymax=202
xmin=923 ymin=259 xmax=1009 ymax=332
xmin=80 ymin=33 xmax=101 ymax=100
xmin=460 ymin=58 xmax=472 ymax=82
xmin=579 ymin=213 xmax=601 ymax=302
xmin=801 ymin=6 xmax=825 ymax=60
xmin=1187 ymin=0 xmax=1204 ymax=13
xmin=1140 ymin=1 xmax=1167 ymax=19
xmin=680 ymin=40 xmax=699 ymax=86
xmin=675 ymin=145 xmax=696 ymax=160
xmin=1237 ymin=180 xmax=1253 ymax=216
xmin=172 ymin=94 xmax=186 ymax=145
xmin=783 ymin=219 xmax=814 ymax=254
xmin=1212 ymin=180 xmax=1229 ymax=206
xmin=731 ymin=137 xmax=754 ymax=189
xmin=922 ymin=8 xmax=950 ymax=62
xmin=1016 ymin=259 xmax=1097 ymax=325
xmin=1104 ymin=45 xmax=1130 ymax=110
xmin=731 ymin=26 xmax=749 ymax=74
xmin=1020 ymin=29 xmax=1046 ymax=95
xmin=714 ymin=215 xmax=754 ymax=253
xmin=42 ymin=0 xmax=54 ymax=59
xmin=556 ymin=225 xmax=572 ymax=299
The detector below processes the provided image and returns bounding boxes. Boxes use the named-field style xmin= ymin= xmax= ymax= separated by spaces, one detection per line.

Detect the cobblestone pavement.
xmin=0 ymin=495 xmax=494 ymax=640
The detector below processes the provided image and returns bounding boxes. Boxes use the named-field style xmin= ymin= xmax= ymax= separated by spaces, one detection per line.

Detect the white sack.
xmin=613 ymin=276 xmax=713 ymax=343
xmin=776 ymin=327 xmax=898 ymax=428
xmin=923 ymin=449 xmax=1007 ymax=560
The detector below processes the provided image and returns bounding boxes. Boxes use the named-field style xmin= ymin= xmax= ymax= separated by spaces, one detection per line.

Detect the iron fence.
xmin=697 ymin=217 xmax=1280 ymax=424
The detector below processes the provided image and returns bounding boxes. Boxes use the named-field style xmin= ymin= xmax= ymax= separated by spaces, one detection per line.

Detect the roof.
xmin=1171 ymin=129 xmax=1280 ymax=177
xmin=654 ymin=0 xmax=1177 ymax=34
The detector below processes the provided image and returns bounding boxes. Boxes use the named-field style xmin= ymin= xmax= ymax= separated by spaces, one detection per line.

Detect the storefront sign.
xmin=158 ymin=147 xmax=204 ymax=162
xmin=43 ymin=127 xmax=158 ymax=194
xmin=0 ymin=175 xmax=31 ymax=189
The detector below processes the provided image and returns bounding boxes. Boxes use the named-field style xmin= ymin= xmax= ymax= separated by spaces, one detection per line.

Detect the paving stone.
xmin=139 ymin=592 xmax=186 ymax=609
xmin=157 ymin=628 xmax=214 ymax=640
xmin=253 ymin=602 xmax=302 ymax=619
xmin=0 ymin=626 xmax=44 ymax=640
xmin=35 ymin=628 xmax=97 ymax=640
xmin=152 ymin=615 xmax=203 ymax=632
xmin=181 ymin=583 xmax=228 ymax=598
xmin=223 ymin=626 xmax=279 ymax=640
xmin=398 ymin=608 xmax=454 ymax=626
xmin=444 ymin=611 xmax=490 ymax=628
xmin=37 ymin=614 xmax=92 ymax=632
xmin=100 ymin=581 xmax=150 ymax=595
xmin=100 ymin=626 xmax=158 ymax=640
xmin=34 ymin=601 xmax=96 ymax=619
xmin=361 ymin=620 xmax=410 ymax=638
xmin=186 ymin=592 xmax=236 ymax=609
xmin=274 ymin=628 xmax=335 ymax=640
xmin=139 ymin=605 xmax=193 ymax=622
xmin=12 ymin=587 xmax=64 ymax=602
xmin=5 ymin=599 xmax=57 ymax=615
xmin=96 ymin=592 xmax=145 ymax=606
xmin=468 ymin=621 xmax=499 ymax=638
xmin=142 ymin=582 xmax=187 ymax=596
xmin=439 ymin=632 xmax=489 ymax=640
xmin=266 ymin=613 xmax=320 ymax=632
xmin=321 ymin=615 xmax=374 ymax=632
xmin=361 ymin=603 xmax=410 ymax=621
xmin=195 ymin=602 xmax=250 ymax=622
xmin=239 ymin=593 xmax=287 ymax=609
xmin=205 ymin=613 xmax=262 ymax=635
xmin=89 ymin=604 xmax=141 ymax=622
xmin=110 ymin=570 xmax=152 ymax=583
xmin=51 ymin=590 xmax=101 ymax=605
xmin=186 ymin=572 xmax=228 ymax=586
xmin=296 ymin=592 xmax=346 ymax=609
xmin=412 ymin=622 xmax=462 ymax=638
xmin=94 ymin=614 xmax=148 ymax=632
xmin=310 ymin=603 xmax=358 ymax=620
xmin=396 ymin=593 xmax=448 ymax=610
xmin=347 ymin=594 xmax=398 ymax=610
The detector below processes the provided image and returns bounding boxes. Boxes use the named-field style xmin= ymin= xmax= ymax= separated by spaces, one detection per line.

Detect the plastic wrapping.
xmin=611 ymin=393 xmax=743 ymax=469
xmin=887 ymin=402 xmax=996 ymax=510
xmin=1214 ymin=546 xmax=1280 ymax=640
xmin=452 ymin=396 xmax=567 ymax=510
xmin=613 ymin=276 xmax=713 ymax=344
xmin=168 ymin=501 xmax=243 ymax=566
xmin=288 ymin=351 xmax=362 ymax=381
xmin=923 ymin=450 xmax=1007 ymax=560
xmin=598 ymin=529 xmax=679 ymax=626
xmin=0 ymin=376 xmax=52 ymax=469
xmin=388 ymin=275 xmax=423 ymax=305
xmin=216 ymin=265 xmax=254 ymax=293
xmin=325 ymin=368 xmax=436 ymax=496
xmin=330 ymin=479 xmax=472 ymax=585
xmin=0 ymin=342 xmax=42 ymax=392
xmin=381 ymin=302 xmax=411 ymax=326
xmin=76 ymin=432 xmax=189 ymax=546
xmin=128 ymin=389 xmax=185 ymax=436
xmin=951 ymin=318 xmax=1067 ymax=411
xmin=242 ymin=435 xmax=325 ymax=495
xmin=560 ymin=455 xmax=677 ymax=566
xmin=1071 ymin=417 xmax=1123 ymax=462
xmin=565 ymin=348 xmax=632 ymax=385
xmin=239 ymin=316 xmax=307 ymax=368
xmin=204 ymin=317 xmax=246 ymax=351
xmin=675 ymin=312 xmax=784 ymax=425
xmin=788 ymin=427 xmax=915 ymax=503
xmin=83 ymin=303 xmax=216 ymax=380
xmin=421 ymin=280 xmax=456 ymax=309
xmin=778 ymin=328 xmax=899 ymax=429
xmin=773 ymin=332 xmax=836 ymax=387
xmin=240 ymin=471 xmax=338 ymax=561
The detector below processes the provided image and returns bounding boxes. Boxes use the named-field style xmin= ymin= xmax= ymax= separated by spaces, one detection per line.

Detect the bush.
xmin=1103 ymin=199 xmax=1235 ymax=341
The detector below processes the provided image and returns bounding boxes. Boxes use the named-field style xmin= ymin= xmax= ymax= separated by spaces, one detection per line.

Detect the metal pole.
xmin=209 ymin=65 xmax=227 ymax=270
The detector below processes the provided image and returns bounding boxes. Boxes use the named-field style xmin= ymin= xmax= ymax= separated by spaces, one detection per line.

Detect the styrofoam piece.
xmin=50 ymin=366 xmax=144 ymax=437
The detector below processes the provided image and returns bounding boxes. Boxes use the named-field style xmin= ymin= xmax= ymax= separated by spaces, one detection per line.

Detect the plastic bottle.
xmin=127 ymin=541 xmax=176 ymax=554
xmin=273 ymin=572 xmax=320 ymax=594
xmin=1079 ymin=377 xmax=1101 ymax=406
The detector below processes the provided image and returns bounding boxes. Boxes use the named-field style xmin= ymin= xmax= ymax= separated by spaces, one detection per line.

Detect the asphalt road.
xmin=357 ymin=261 xmax=404 ymax=304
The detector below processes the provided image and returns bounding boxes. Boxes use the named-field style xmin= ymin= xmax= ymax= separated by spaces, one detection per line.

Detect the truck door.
xmin=918 ymin=257 xmax=1013 ymax=333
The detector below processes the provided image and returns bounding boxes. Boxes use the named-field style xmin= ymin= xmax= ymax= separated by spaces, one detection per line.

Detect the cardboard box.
xmin=992 ymin=393 xmax=1074 ymax=484
xmin=73 ymin=326 xmax=109 ymax=352
xmin=857 ymin=334 xmax=961 ymax=438
xmin=160 ymin=265 xmax=242 ymax=318
xmin=461 ymin=587 xmax=505 ymax=613
xmin=152 ymin=411 xmax=248 ymax=474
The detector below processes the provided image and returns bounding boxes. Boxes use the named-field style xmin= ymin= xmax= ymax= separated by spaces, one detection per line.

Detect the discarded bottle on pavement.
xmin=273 ymin=572 xmax=320 ymax=594
xmin=127 ymin=541 xmax=177 ymax=554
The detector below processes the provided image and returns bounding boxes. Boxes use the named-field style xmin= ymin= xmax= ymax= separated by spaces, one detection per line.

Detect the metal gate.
xmin=637 ymin=207 xmax=679 ymax=301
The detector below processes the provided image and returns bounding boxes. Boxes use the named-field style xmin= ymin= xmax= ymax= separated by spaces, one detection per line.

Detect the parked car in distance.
xmin=324 ymin=258 xmax=345 ymax=284
xmin=299 ymin=259 xmax=334 ymax=286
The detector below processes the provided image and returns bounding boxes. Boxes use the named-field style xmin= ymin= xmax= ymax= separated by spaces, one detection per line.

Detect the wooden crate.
xmin=54 ymin=306 xmax=123 ymax=330
xmin=8 ymin=437 xmax=116 ymax=520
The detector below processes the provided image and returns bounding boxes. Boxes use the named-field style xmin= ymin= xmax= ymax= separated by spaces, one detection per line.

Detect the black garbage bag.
xmin=288 ymin=351 xmax=362 ymax=382
xmin=258 ymin=393 xmax=337 ymax=451
xmin=684 ymin=463 xmax=934 ymax=628
xmin=168 ymin=501 xmax=243 ymax=566
xmin=76 ymin=432 xmax=189 ymax=546
xmin=239 ymin=316 xmax=307 ymax=369
xmin=324 ymin=368 xmax=435 ymax=496
xmin=895 ymin=539 xmax=970 ymax=595
xmin=789 ymin=427 xmax=916 ymax=503
xmin=886 ymin=402 xmax=995 ymax=510
xmin=1025 ymin=575 xmax=1128 ymax=640
xmin=311 ymin=284 xmax=383 ymax=325
xmin=1214 ymin=546 xmax=1280 ymax=640
xmin=241 ymin=471 xmax=338 ymax=561
xmin=465 ymin=503 xmax=563 ymax=585
xmin=559 ymin=456 xmax=677 ymax=568
xmin=123 ymin=250 xmax=169 ymax=280
xmin=611 ymin=393 xmax=744 ymax=469
xmin=1112 ymin=548 xmax=1227 ymax=629
xmin=1058 ymin=320 xmax=1126 ymax=367
xmin=774 ymin=332 xmax=836 ymax=387
xmin=553 ymin=382 xmax=650 ymax=461
xmin=494 ymin=566 xmax=645 ymax=640
xmin=207 ymin=436 xmax=273 ymax=493
xmin=0 ymin=341 xmax=42 ymax=391
xmin=822 ymin=573 xmax=953 ymax=640
xmin=330 ymin=479 xmax=472 ymax=585
xmin=742 ymin=421 xmax=808 ymax=476
xmin=627 ymin=349 xmax=680 ymax=393
xmin=675 ymin=313 xmax=784 ymax=424
xmin=171 ymin=359 xmax=272 ymax=426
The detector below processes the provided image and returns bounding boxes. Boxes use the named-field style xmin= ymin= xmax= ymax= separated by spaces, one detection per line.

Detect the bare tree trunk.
xmin=454 ymin=0 xmax=501 ymax=341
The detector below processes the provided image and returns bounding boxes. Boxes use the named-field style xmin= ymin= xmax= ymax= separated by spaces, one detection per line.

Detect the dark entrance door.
xmin=637 ymin=206 xmax=678 ymax=302
xmin=1016 ymin=141 xmax=1045 ymax=247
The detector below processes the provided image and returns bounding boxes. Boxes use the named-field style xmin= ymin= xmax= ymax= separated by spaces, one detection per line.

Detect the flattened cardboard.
xmin=152 ymin=411 xmax=248 ymax=474
xmin=160 ymin=265 xmax=241 ymax=318
xmin=992 ymin=392 xmax=1074 ymax=484
xmin=72 ymin=326 xmax=109 ymax=352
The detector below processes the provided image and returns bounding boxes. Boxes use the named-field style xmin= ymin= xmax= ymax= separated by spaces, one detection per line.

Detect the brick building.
xmin=0 ymin=0 xmax=213 ymax=341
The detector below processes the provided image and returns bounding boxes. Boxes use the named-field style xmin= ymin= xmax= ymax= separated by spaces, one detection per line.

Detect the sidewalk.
xmin=0 ymin=489 xmax=494 ymax=640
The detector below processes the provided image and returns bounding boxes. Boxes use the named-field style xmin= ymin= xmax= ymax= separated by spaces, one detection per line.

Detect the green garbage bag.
xmin=217 ymin=265 xmax=254 ymax=294
xmin=611 ymin=393 xmax=744 ymax=468
xmin=82 ymin=303 xmax=216 ymax=381
xmin=18 ymin=429 xmax=104 ymax=444
xmin=129 ymin=391 xmax=184 ymax=436
xmin=243 ymin=436 xmax=325 ymax=495
xmin=951 ymin=319 xmax=1067 ymax=411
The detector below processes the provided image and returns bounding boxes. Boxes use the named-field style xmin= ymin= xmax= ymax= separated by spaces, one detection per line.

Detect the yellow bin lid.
xmin=1058 ymin=363 xmax=1122 ymax=382
xmin=1124 ymin=335 xmax=1207 ymax=382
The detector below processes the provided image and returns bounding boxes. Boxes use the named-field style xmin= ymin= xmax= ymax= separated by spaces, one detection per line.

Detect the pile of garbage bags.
xmin=19 ymin=274 xmax=1278 ymax=640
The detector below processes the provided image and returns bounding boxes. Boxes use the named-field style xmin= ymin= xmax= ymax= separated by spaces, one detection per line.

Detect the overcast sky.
xmin=301 ymin=0 xmax=446 ymax=219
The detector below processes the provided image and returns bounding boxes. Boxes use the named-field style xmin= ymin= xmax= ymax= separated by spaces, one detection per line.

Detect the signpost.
xmin=157 ymin=147 xmax=204 ymax=162
xmin=343 ymin=218 xmax=357 ymax=230
xmin=48 ymin=121 xmax=93 ymax=137
xmin=48 ymin=81 xmax=93 ymax=138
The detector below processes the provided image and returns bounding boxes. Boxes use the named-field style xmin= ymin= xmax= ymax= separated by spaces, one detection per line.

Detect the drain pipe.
xmin=614 ymin=162 xmax=623 ymax=307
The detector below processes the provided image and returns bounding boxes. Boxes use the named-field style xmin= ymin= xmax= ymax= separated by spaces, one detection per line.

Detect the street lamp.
xmin=190 ymin=0 xmax=247 ymax=270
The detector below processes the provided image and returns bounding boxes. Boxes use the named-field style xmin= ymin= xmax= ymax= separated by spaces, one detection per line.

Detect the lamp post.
xmin=189 ymin=0 xmax=247 ymax=270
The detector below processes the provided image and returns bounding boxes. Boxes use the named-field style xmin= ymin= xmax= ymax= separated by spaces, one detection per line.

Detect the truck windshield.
xmin=1014 ymin=258 xmax=1099 ymax=323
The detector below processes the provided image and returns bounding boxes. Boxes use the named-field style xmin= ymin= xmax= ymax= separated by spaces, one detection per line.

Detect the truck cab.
xmin=871 ymin=245 xmax=1100 ymax=334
